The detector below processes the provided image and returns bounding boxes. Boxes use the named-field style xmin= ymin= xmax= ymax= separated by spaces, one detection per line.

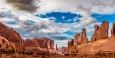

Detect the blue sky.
xmin=36 ymin=12 xmax=115 ymax=39
xmin=0 ymin=0 xmax=115 ymax=47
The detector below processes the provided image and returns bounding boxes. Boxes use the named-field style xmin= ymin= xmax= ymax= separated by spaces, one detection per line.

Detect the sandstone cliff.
xmin=0 ymin=23 xmax=24 ymax=50
xmin=24 ymin=38 xmax=55 ymax=53
xmin=68 ymin=39 xmax=74 ymax=53
xmin=68 ymin=22 xmax=115 ymax=54
xmin=0 ymin=36 xmax=16 ymax=50
xmin=90 ymin=21 xmax=109 ymax=42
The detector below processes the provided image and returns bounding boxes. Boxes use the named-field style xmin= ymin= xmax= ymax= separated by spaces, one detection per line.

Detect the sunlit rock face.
xmin=68 ymin=39 xmax=74 ymax=53
xmin=0 ymin=22 xmax=24 ymax=50
xmin=74 ymin=28 xmax=89 ymax=45
xmin=0 ymin=36 xmax=16 ymax=50
xmin=24 ymin=38 xmax=55 ymax=53
xmin=111 ymin=23 xmax=115 ymax=36
xmin=32 ymin=38 xmax=54 ymax=49
xmin=25 ymin=39 xmax=39 ymax=47
xmin=90 ymin=21 xmax=109 ymax=42
xmin=68 ymin=22 xmax=115 ymax=53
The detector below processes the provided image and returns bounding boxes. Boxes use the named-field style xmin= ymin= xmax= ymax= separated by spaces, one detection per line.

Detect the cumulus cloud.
xmin=37 ymin=0 xmax=115 ymax=26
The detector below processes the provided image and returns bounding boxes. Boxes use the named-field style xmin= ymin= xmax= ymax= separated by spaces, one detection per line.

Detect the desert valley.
xmin=0 ymin=21 xmax=115 ymax=58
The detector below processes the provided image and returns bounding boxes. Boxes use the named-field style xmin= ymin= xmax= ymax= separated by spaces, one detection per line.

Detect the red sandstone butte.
xmin=25 ymin=38 xmax=54 ymax=50
xmin=90 ymin=21 xmax=109 ymax=42
xmin=0 ymin=22 xmax=24 ymax=50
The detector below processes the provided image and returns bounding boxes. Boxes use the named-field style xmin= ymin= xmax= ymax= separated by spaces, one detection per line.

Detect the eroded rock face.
xmin=25 ymin=39 xmax=39 ymax=47
xmin=68 ymin=39 xmax=74 ymax=53
xmin=74 ymin=28 xmax=89 ymax=45
xmin=25 ymin=38 xmax=54 ymax=50
xmin=33 ymin=38 xmax=54 ymax=49
xmin=68 ymin=22 xmax=115 ymax=54
xmin=0 ymin=23 xmax=24 ymax=49
xmin=81 ymin=28 xmax=89 ymax=44
xmin=111 ymin=23 xmax=115 ymax=36
xmin=0 ymin=36 xmax=16 ymax=50
xmin=74 ymin=34 xmax=81 ymax=45
xmin=61 ymin=47 xmax=67 ymax=54
xmin=91 ymin=21 xmax=109 ymax=42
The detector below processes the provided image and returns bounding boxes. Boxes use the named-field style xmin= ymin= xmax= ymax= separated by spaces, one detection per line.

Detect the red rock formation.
xmin=111 ymin=23 xmax=115 ymax=36
xmin=0 ymin=22 xmax=24 ymax=50
xmin=68 ymin=39 xmax=74 ymax=52
xmin=61 ymin=47 xmax=67 ymax=54
xmin=100 ymin=21 xmax=109 ymax=39
xmin=74 ymin=34 xmax=81 ymax=45
xmin=91 ymin=21 xmax=109 ymax=42
xmin=25 ymin=39 xmax=39 ymax=47
xmin=33 ymin=38 xmax=54 ymax=49
xmin=0 ymin=36 xmax=16 ymax=50
xmin=81 ymin=28 xmax=89 ymax=44
xmin=56 ymin=44 xmax=58 ymax=50
xmin=68 ymin=22 xmax=115 ymax=54
xmin=25 ymin=38 xmax=54 ymax=50
xmin=74 ymin=28 xmax=89 ymax=45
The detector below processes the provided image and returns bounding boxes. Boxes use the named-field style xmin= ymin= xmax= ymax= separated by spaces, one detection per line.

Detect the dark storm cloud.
xmin=6 ymin=0 xmax=39 ymax=12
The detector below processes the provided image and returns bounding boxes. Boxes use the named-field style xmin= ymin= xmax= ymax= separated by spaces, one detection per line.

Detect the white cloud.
xmin=62 ymin=16 xmax=65 ymax=19
xmin=37 ymin=0 xmax=115 ymax=26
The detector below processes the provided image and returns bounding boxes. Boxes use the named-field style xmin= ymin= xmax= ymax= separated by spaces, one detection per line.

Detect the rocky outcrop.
xmin=61 ymin=47 xmax=67 ymax=54
xmin=67 ymin=22 xmax=115 ymax=54
xmin=0 ymin=36 xmax=16 ymax=50
xmin=25 ymin=38 xmax=54 ymax=50
xmin=68 ymin=39 xmax=74 ymax=48
xmin=25 ymin=39 xmax=39 ymax=47
xmin=111 ymin=23 xmax=115 ymax=36
xmin=91 ymin=21 xmax=109 ymax=42
xmin=74 ymin=34 xmax=81 ymax=45
xmin=0 ymin=23 xmax=24 ymax=50
xmin=33 ymin=38 xmax=54 ymax=49
xmin=74 ymin=28 xmax=89 ymax=45
xmin=56 ymin=44 xmax=58 ymax=50
xmin=68 ymin=39 xmax=74 ymax=53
